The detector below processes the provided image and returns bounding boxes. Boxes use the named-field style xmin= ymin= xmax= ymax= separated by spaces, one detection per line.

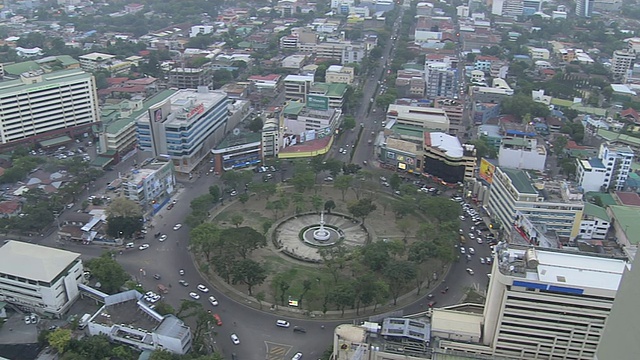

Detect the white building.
xmin=488 ymin=167 xmax=584 ymax=239
xmin=599 ymin=143 xmax=634 ymax=191
xmin=435 ymin=245 xmax=626 ymax=359
xmin=0 ymin=69 xmax=99 ymax=146
xmin=491 ymin=0 xmax=524 ymax=17
xmin=528 ymin=47 xmax=550 ymax=60
xmin=578 ymin=203 xmax=611 ymax=240
xmin=386 ymin=104 xmax=450 ymax=132
xmin=498 ymin=137 xmax=547 ymax=171
xmin=0 ymin=241 xmax=84 ymax=318
xmin=136 ymin=88 xmax=235 ymax=174
xmin=283 ymin=74 xmax=315 ymax=102
xmin=611 ymin=49 xmax=636 ymax=80
xmin=577 ymin=158 xmax=607 ymax=192
xmin=87 ymin=290 xmax=192 ymax=354
xmin=122 ymin=156 xmax=176 ymax=211
xmin=325 ymin=65 xmax=355 ymax=84
xmin=189 ymin=25 xmax=214 ymax=38
xmin=78 ymin=52 xmax=116 ymax=71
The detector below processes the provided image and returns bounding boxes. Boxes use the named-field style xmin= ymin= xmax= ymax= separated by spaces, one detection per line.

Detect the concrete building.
xmin=488 ymin=167 xmax=584 ymax=239
xmin=189 ymin=25 xmax=214 ymax=38
xmin=308 ymin=82 xmax=348 ymax=110
xmin=599 ymin=143 xmax=634 ymax=191
xmin=168 ymin=67 xmax=213 ymax=89
xmin=0 ymin=69 xmax=99 ymax=148
xmin=0 ymin=241 xmax=84 ymax=318
xmin=378 ymin=137 xmax=424 ymax=174
xmin=261 ymin=117 xmax=280 ymax=160
xmin=491 ymin=0 xmax=524 ymax=17
xmin=281 ymin=101 xmax=342 ymax=136
xmin=78 ymin=52 xmax=131 ymax=75
xmin=434 ymin=99 xmax=464 ymax=136
xmin=424 ymin=63 xmax=457 ymax=100
xmin=247 ymin=74 xmax=281 ymax=93
xmin=423 ymin=132 xmax=476 ymax=183
xmin=386 ymin=104 xmax=450 ymax=132
xmin=528 ymin=47 xmax=550 ymax=60
xmin=611 ymin=49 xmax=636 ymax=80
xmin=498 ymin=137 xmax=547 ymax=171
xmin=122 ymin=156 xmax=176 ymax=213
xmin=325 ymin=65 xmax=355 ymax=84
xmin=97 ymin=100 xmax=146 ymax=166
xmin=136 ymin=88 xmax=236 ymax=174
xmin=577 ymin=158 xmax=607 ymax=192
xmin=283 ymin=74 xmax=314 ymax=102
xmin=281 ymin=54 xmax=307 ymax=70
xmin=470 ymin=78 xmax=514 ymax=103
xmin=437 ymin=245 xmax=625 ymax=359
xmin=576 ymin=0 xmax=595 ymax=17
xmin=210 ymin=131 xmax=262 ymax=173
xmin=87 ymin=290 xmax=191 ymax=354
xmin=578 ymin=203 xmax=611 ymax=240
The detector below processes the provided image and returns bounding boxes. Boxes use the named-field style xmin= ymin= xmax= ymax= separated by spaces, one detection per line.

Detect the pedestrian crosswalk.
xmin=265 ymin=341 xmax=292 ymax=360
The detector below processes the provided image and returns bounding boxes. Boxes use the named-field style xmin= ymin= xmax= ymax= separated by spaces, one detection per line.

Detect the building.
xmin=487 ymin=167 xmax=584 ymax=239
xmin=308 ymin=82 xmax=348 ymax=110
xmin=97 ymin=100 xmax=147 ymax=166
xmin=576 ymin=0 xmax=595 ymax=17
xmin=189 ymin=25 xmax=214 ymax=38
xmin=472 ymin=102 xmax=501 ymax=124
xmin=281 ymin=54 xmax=307 ymax=70
xmin=611 ymin=49 xmax=636 ymax=80
xmin=210 ymin=131 xmax=262 ymax=173
xmin=261 ymin=117 xmax=280 ymax=159
xmin=498 ymin=137 xmax=547 ymax=171
xmin=528 ymin=47 xmax=550 ymax=60
xmin=325 ymin=65 xmax=355 ymax=84
xmin=136 ymin=88 xmax=232 ymax=174
xmin=423 ymin=132 xmax=476 ymax=183
xmin=78 ymin=52 xmax=131 ymax=75
xmin=122 ymin=156 xmax=176 ymax=212
xmin=168 ymin=67 xmax=213 ymax=89
xmin=437 ymin=245 xmax=625 ymax=359
xmin=491 ymin=0 xmax=524 ymax=17
xmin=470 ymin=78 xmax=514 ymax=104
xmin=578 ymin=203 xmax=611 ymax=240
xmin=434 ymin=99 xmax=464 ymax=136
xmin=424 ymin=63 xmax=457 ymax=100
xmin=283 ymin=74 xmax=314 ymax=102
xmin=247 ymin=74 xmax=281 ymax=93
xmin=386 ymin=104 xmax=450 ymax=132
xmin=0 ymin=69 xmax=99 ymax=148
xmin=0 ymin=241 xmax=84 ymax=318
xmin=599 ymin=143 xmax=634 ymax=191
xmin=378 ymin=137 xmax=424 ymax=174
xmin=577 ymin=158 xmax=607 ymax=192
xmin=87 ymin=290 xmax=191 ymax=354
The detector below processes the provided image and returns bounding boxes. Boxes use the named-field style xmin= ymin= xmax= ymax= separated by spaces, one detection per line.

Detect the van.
xmin=125 ymin=242 xmax=135 ymax=248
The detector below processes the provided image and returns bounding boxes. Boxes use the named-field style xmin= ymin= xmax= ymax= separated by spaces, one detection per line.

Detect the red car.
xmin=167 ymin=203 xmax=174 ymax=210
xmin=212 ymin=313 xmax=223 ymax=326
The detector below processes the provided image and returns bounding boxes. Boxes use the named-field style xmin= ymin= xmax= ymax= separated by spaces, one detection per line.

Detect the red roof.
xmin=248 ymin=74 xmax=281 ymax=82
xmin=0 ymin=201 xmax=20 ymax=215
xmin=621 ymin=108 xmax=640 ymax=122
xmin=423 ymin=132 xmax=432 ymax=147
xmin=615 ymin=191 xmax=640 ymax=207
xmin=106 ymin=77 xmax=129 ymax=85
xmin=278 ymin=136 xmax=332 ymax=155
xmin=476 ymin=55 xmax=500 ymax=61
xmin=566 ymin=140 xmax=590 ymax=150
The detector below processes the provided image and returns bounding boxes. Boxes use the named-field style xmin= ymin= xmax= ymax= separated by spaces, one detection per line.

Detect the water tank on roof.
xmin=525 ymin=248 xmax=539 ymax=268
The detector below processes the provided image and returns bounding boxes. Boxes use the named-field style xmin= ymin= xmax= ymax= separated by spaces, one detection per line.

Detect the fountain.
xmin=312 ymin=211 xmax=331 ymax=242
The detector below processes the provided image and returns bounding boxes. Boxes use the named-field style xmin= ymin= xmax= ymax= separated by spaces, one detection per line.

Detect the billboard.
xmin=479 ymin=158 xmax=495 ymax=184
xmin=307 ymin=94 xmax=329 ymax=111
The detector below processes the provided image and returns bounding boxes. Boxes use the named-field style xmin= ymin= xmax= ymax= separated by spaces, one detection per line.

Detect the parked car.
xmin=293 ymin=326 xmax=307 ymax=333
xmin=159 ymin=234 xmax=167 ymax=242
xmin=276 ymin=320 xmax=290 ymax=328
xmin=197 ymin=284 xmax=210 ymax=293
xmin=138 ymin=244 xmax=150 ymax=250
xmin=189 ymin=292 xmax=200 ymax=300
xmin=179 ymin=279 xmax=189 ymax=287
xmin=173 ymin=223 xmax=182 ymax=231
xmin=466 ymin=268 xmax=475 ymax=275
xmin=292 ymin=352 xmax=303 ymax=360
xmin=153 ymin=274 xmax=161 ymax=280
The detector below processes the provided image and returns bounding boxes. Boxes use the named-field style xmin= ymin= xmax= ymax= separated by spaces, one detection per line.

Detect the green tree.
xmin=248 ymin=117 xmax=264 ymax=132
xmin=190 ymin=223 xmax=221 ymax=262
xmin=221 ymin=226 xmax=267 ymax=259
xmin=262 ymin=219 xmax=273 ymax=235
xmin=231 ymin=259 xmax=267 ymax=295
xmin=208 ymin=185 xmax=221 ymax=203
xmin=384 ymin=260 xmax=416 ymax=305
xmin=255 ymin=291 xmax=266 ymax=309
xmin=291 ymin=170 xmax=315 ymax=193
xmin=324 ymin=200 xmax=336 ymax=213
xmin=238 ymin=192 xmax=249 ymax=205
xmin=389 ymin=173 xmax=401 ymax=191
xmin=343 ymin=115 xmax=356 ymax=130
xmin=330 ymin=282 xmax=356 ymax=316
xmin=334 ymin=175 xmax=353 ymax=201
xmin=85 ymin=253 xmax=130 ymax=294
xmin=310 ymin=195 xmax=323 ymax=212
xmin=347 ymin=198 xmax=377 ymax=224
xmin=47 ymin=328 xmax=72 ymax=354
xmin=153 ymin=302 xmax=175 ymax=315
xmin=231 ymin=213 xmax=244 ymax=227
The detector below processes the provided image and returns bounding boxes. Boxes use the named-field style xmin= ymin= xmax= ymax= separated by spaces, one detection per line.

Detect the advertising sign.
xmin=307 ymin=94 xmax=329 ymax=111
xmin=187 ymin=103 xmax=205 ymax=119
xmin=479 ymin=158 xmax=495 ymax=184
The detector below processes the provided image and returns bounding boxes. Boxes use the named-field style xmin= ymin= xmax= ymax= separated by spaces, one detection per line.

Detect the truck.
xmin=78 ymin=313 xmax=91 ymax=329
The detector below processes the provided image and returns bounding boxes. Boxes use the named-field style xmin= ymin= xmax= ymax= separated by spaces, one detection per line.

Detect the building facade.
xmin=599 ymin=143 xmax=633 ymax=191
xmin=386 ymin=104 xmax=450 ymax=131
xmin=168 ymin=67 xmax=213 ymax=89
xmin=136 ymin=88 xmax=231 ymax=174
xmin=0 ymin=69 xmax=99 ymax=148
xmin=122 ymin=156 xmax=176 ymax=213
xmin=0 ymin=241 xmax=84 ymax=318
xmin=498 ymin=137 xmax=547 ymax=171
xmin=611 ymin=49 xmax=636 ymax=80
xmin=283 ymin=74 xmax=314 ymax=102
xmin=578 ymin=203 xmax=611 ymax=240
xmin=577 ymin=158 xmax=607 ymax=192
xmin=423 ymin=132 xmax=476 ymax=183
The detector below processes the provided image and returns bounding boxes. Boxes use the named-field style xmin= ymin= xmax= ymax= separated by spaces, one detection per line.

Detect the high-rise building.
xmin=0 ymin=69 xmax=99 ymax=148
xmin=599 ymin=143 xmax=633 ymax=191
xmin=491 ymin=0 xmax=524 ymax=17
xmin=611 ymin=49 xmax=636 ymax=80
xmin=576 ymin=0 xmax=595 ymax=17
xmin=136 ymin=87 xmax=230 ymax=174
xmin=487 ymin=167 xmax=584 ymax=239
xmin=424 ymin=63 xmax=458 ymax=100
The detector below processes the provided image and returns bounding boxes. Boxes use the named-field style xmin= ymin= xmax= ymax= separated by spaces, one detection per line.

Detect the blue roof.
xmin=588 ymin=158 xmax=605 ymax=168
xmin=505 ymin=130 xmax=536 ymax=137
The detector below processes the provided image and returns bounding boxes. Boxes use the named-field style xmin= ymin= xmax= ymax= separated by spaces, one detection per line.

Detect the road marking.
xmin=265 ymin=341 xmax=292 ymax=360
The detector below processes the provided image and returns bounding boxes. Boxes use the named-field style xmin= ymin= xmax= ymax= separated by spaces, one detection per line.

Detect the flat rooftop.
xmin=425 ymin=132 xmax=464 ymax=158
xmin=0 ymin=241 xmax=80 ymax=282
xmin=498 ymin=246 xmax=627 ymax=292
xmin=96 ymin=299 xmax=160 ymax=331
xmin=499 ymin=167 xmax=538 ymax=195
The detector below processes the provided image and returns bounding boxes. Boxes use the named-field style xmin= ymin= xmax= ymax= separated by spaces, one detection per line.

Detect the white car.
xmin=24 ymin=315 xmax=31 ymax=325
xmin=276 ymin=319 xmax=290 ymax=328
xmin=459 ymin=216 xmax=465 ymax=221
xmin=159 ymin=234 xmax=167 ymax=242
xmin=138 ymin=244 xmax=150 ymax=250
xmin=208 ymin=296 xmax=219 ymax=306
xmin=189 ymin=292 xmax=200 ymax=300
xmin=179 ymin=269 xmax=185 ymax=276
xmin=231 ymin=333 xmax=240 ymax=345
xmin=197 ymin=284 xmax=210 ymax=293
xmin=292 ymin=352 xmax=303 ymax=360
xmin=173 ymin=224 xmax=182 ymax=231
xmin=468 ymin=233 xmax=475 ymax=239
xmin=230 ymin=190 xmax=238 ymax=196
xmin=469 ymin=247 xmax=475 ymax=255
xmin=466 ymin=268 xmax=475 ymax=275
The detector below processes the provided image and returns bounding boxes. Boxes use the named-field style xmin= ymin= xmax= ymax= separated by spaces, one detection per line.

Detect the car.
xmin=230 ymin=333 xmax=240 ymax=345
xmin=208 ymin=296 xmax=219 ymax=306
xmin=153 ymin=274 xmax=161 ymax=280
xmin=213 ymin=313 xmax=223 ymax=326
xmin=468 ymin=233 xmax=475 ymax=239
xmin=466 ymin=268 xmax=475 ymax=275
xmin=179 ymin=269 xmax=185 ymax=275
xmin=459 ymin=229 xmax=464 ymax=234
xmin=24 ymin=315 xmax=31 ymax=325
xmin=486 ymin=256 xmax=493 ymax=264
xmin=460 ymin=247 xmax=466 ymax=254
xmin=125 ymin=242 xmax=135 ymax=248
xmin=469 ymin=247 xmax=475 ymax=255
xmin=382 ymin=182 xmax=390 ymax=187
xmin=293 ymin=326 xmax=307 ymax=333
xmin=230 ymin=190 xmax=238 ymax=196
xmin=428 ymin=301 xmax=437 ymax=308
xmin=426 ymin=293 xmax=434 ymax=299
xmin=324 ymin=176 xmax=334 ymax=182
xmin=477 ymin=238 xmax=483 ymax=244
xmin=459 ymin=216 xmax=465 ymax=221
xmin=276 ymin=320 xmax=290 ymax=328
xmin=338 ymin=148 xmax=344 ymax=153
xmin=173 ymin=224 xmax=182 ymax=231
xmin=30 ymin=313 xmax=38 ymax=323
xmin=292 ymin=352 xmax=303 ymax=360
xmin=138 ymin=244 xmax=150 ymax=250
xmin=480 ymin=257 xmax=486 ymax=264
xmin=189 ymin=292 xmax=200 ymax=300
xmin=167 ymin=203 xmax=174 ymax=210
xmin=159 ymin=234 xmax=167 ymax=242
xmin=154 ymin=232 xmax=162 ymax=238
xmin=197 ymin=284 xmax=210 ymax=293
xmin=179 ymin=279 xmax=189 ymax=287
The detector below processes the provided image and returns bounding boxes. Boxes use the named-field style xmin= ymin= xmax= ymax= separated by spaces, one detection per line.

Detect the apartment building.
xmin=488 ymin=167 xmax=584 ymax=239
xmin=136 ymin=88 xmax=231 ymax=174
xmin=577 ymin=158 xmax=607 ymax=192
xmin=599 ymin=143 xmax=634 ymax=191
xmin=122 ymin=156 xmax=176 ymax=211
xmin=0 ymin=241 xmax=84 ymax=318
xmin=491 ymin=0 xmax=524 ymax=16
xmin=386 ymin=104 xmax=450 ymax=132
xmin=261 ymin=117 xmax=280 ymax=159
xmin=498 ymin=137 xmax=547 ymax=171
xmin=78 ymin=52 xmax=131 ymax=75
xmin=0 ymin=69 xmax=99 ymax=147
xmin=424 ymin=62 xmax=457 ymax=100
xmin=283 ymin=74 xmax=314 ymax=102
xmin=325 ymin=65 xmax=355 ymax=84
xmin=611 ymin=49 xmax=636 ymax=80
xmin=168 ymin=67 xmax=213 ymax=89
xmin=423 ymin=132 xmax=476 ymax=183
xmin=578 ymin=203 xmax=611 ymax=240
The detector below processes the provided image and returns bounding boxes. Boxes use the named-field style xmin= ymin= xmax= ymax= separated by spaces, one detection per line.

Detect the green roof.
xmin=549 ymin=98 xmax=607 ymax=116
xmin=310 ymin=82 xmax=347 ymax=97
xmin=585 ymin=192 xmax=618 ymax=207
xmin=502 ymin=137 xmax=529 ymax=147
xmin=284 ymin=101 xmax=305 ymax=115
xmin=100 ymin=90 xmax=175 ymax=136
xmin=91 ymin=156 xmax=114 ymax=168
xmin=3 ymin=61 xmax=40 ymax=75
xmin=609 ymin=205 xmax=640 ymax=244
xmin=215 ymin=131 xmax=262 ymax=150
xmin=0 ymin=69 xmax=91 ymax=95
xmin=583 ymin=203 xmax=610 ymax=222
xmin=391 ymin=124 xmax=424 ymax=138
xmin=39 ymin=135 xmax=72 ymax=148
xmin=551 ymin=98 xmax=573 ymax=107
xmin=500 ymin=167 xmax=538 ymax=194
xmin=596 ymin=128 xmax=640 ymax=147
xmin=56 ymin=55 xmax=79 ymax=67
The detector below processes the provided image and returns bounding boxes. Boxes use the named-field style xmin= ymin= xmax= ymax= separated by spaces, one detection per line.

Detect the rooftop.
xmin=583 ymin=202 xmax=610 ymax=222
xmin=0 ymin=69 xmax=92 ymax=95
xmin=614 ymin=192 xmax=640 ymax=207
xmin=0 ymin=241 xmax=80 ymax=282
xmin=499 ymin=167 xmax=538 ymax=195
xmin=424 ymin=132 xmax=465 ymax=158
xmin=497 ymin=245 xmax=627 ymax=292
xmin=214 ymin=131 xmax=262 ymax=150
xmin=609 ymin=205 xmax=640 ymax=245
